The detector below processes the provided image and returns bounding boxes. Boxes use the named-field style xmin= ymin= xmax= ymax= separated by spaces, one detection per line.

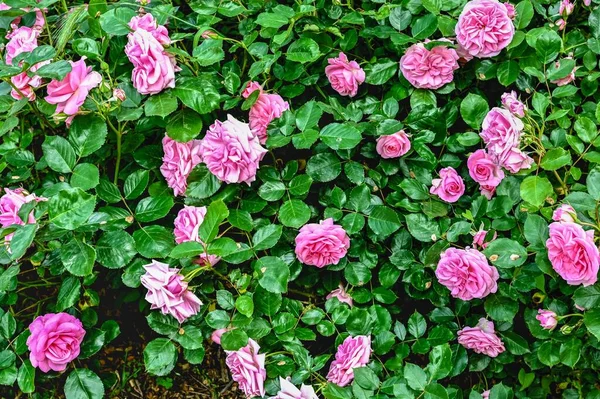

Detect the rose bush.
xmin=0 ymin=0 xmax=600 ymax=398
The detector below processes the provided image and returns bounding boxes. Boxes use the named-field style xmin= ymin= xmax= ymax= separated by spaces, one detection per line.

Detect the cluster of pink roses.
xmin=0 ymin=188 xmax=44 ymax=246
xmin=242 ymin=81 xmax=290 ymax=144
xmin=125 ymin=13 xmax=178 ymax=95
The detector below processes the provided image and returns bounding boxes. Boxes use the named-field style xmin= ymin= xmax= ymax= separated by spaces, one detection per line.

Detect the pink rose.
xmin=160 ymin=135 xmax=202 ymax=196
xmin=295 ymin=218 xmax=350 ymax=268
xmin=125 ymin=29 xmax=176 ymax=95
xmin=5 ymin=26 xmax=38 ymax=66
xmin=326 ymin=335 xmax=371 ymax=387
xmin=26 ymin=313 xmax=85 ymax=373
xmin=430 ymin=167 xmax=465 ymax=203
xmin=480 ymin=184 xmax=496 ymax=200
xmin=225 ymin=338 xmax=266 ymax=398
xmin=195 ymin=253 xmax=221 ymax=267
xmin=128 ymin=13 xmax=171 ymax=45
xmin=501 ymin=91 xmax=525 ymax=118
xmin=505 ymin=3 xmax=516 ymax=19
xmin=480 ymin=107 xmax=524 ymax=157
xmin=436 ymin=247 xmax=499 ymax=300
xmin=482 ymin=390 xmax=490 ymax=399
xmin=211 ymin=328 xmax=229 ymax=345
xmin=242 ymin=81 xmax=263 ymax=99
xmin=249 ymin=92 xmax=290 ymax=144
xmin=553 ymin=204 xmax=576 ymax=223
xmin=174 ymin=205 xmax=207 ymax=244
xmin=467 ymin=149 xmax=505 ymax=188
xmin=455 ymin=0 xmax=515 ymax=58
xmin=273 ymin=377 xmax=319 ymax=399
xmin=376 ymin=130 xmax=411 ymax=159
xmin=325 ymin=52 xmax=365 ymax=97
xmin=455 ymin=43 xmax=474 ymax=62
xmin=550 ymin=58 xmax=576 ymax=86
xmin=45 ymin=57 xmax=102 ymax=125
xmin=584 ymin=0 xmax=592 ymax=6
xmin=2 ymin=5 xmax=45 ymax=31
xmin=11 ymin=72 xmax=40 ymax=101
xmin=472 ymin=229 xmax=497 ymax=249
xmin=199 ymin=115 xmax=267 ymax=185
xmin=546 ymin=222 xmax=600 ymax=286
xmin=556 ymin=19 xmax=566 ymax=31
xmin=0 ymin=188 xmax=43 ymax=244
xmin=140 ymin=260 xmax=203 ymax=323
xmin=496 ymin=147 xmax=534 ymax=173
xmin=457 ymin=318 xmax=505 ymax=357
xmin=559 ymin=0 xmax=574 ymax=15
xmin=326 ymin=284 xmax=353 ymax=307
xmin=536 ymin=309 xmax=558 ymax=330
xmin=399 ymin=43 xmax=459 ymax=90
xmin=113 ymin=88 xmax=126 ymax=101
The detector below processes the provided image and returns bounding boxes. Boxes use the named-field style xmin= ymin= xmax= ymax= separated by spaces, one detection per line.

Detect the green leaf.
xmin=145 ymin=93 xmax=178 ymax=118
xmin=144 ymin=338 xmax=178 ymax=376
xmin=514 ymin=0 xmax=534 ymax=30
xmin=96 ymin=230 xmax=136 ymax=269
xmin=411 ymin=13 xmax=438 ymax=40
xmin=17 ymin=360 xmax=34 ymax=394
xmin=559 ymin=338 xmax=582 ymax=368
xmin=133 ymin=225 xmax=175 ymax=259
xmin=221 ymin=329 xmax=249 ymax=351
xmin=199 ymin=200 xmax=229 ymax=243
xmin=9 ymin=224 xmax=36 ymax=260
xmin=405 ymin=213 xmax=440 ymax=242
xmin=584 ymin=308 xmax=600 ymax=340
xmin=306 ymin=153 xmax=341 ymax=182
xmin=535 ymin=30 xmax=562 ymax=63
xmin=235 ymin=295 xmax=254 ymax=318
xmin=489 ymin=383 xmax=514 ymax=399
xmin=256 ymin=11 xmax=289 ymax=28
xmin=485 ymin=295 xmax=518 ymax=322
xmin=404 ymin=363 xmax=427 ymax=390
xmin=172 ymin=77 xmax=220 ymax=115
xmin=186 ymin=164 xmax=222 ymax=199
xmin=170 ymin=241 xmax=204 ymax=259
xmin=192 ymin=40 xmax=225 ymax=66
xmin=286 ymin=37 xmax=320 ymax=63
xmin=520 ymin=176 xmax=553 ymax=207
xmin=279 ymin=199 xmax=311 ymax=228
xmin=320 ymin=123 xmax=362 ymax=150
xmin=460 ymin=93 xmax=489 ymax=129
xmin=96 ymin=179 xmax=121 ymax=203
xmin=71 ymin=163 xmax=100 ymax=190
xmin=574 ymin=116 xmax=598 ymax=143
xmin=173 ymin=325 xmax=205 ymax=350
xmin=368 ymin=206 xmax=401 ymax=237
xmin=228 ymin=210 xmax=253 ymax=231
xmin=524 ymin=214 xmax=549 ymax=249
xmin=574 ymin=284 xmax=600 ymax=309
xmin=42 ymin=136 xmax=76 ymax=173
xmin=64 ymin=368 xmax=104 ymax=399
xmin=0 ymin=312 xmax=15 ymax=339
xmin=253 ymin=224 xmax=283 ymax=251
xmin=590 ymin=7 xmax=600 ymax=38
xmin=540 ymin=148 xmax=571 ymax=171
xmin=497 ymin=60 xmax=519 ymax=86
xmin=353 ymin=367 xmax=380 ymax=390
xmin=483 ymin=238 xmax=528 ymax=268
xmin=124 ymin=170 xmax=149 ymax=200
xmin=49 ymin=188 xmax=96 ymax=230
xmin=365 ymin=60 xmax=398 ymax=85
xmin=99 ymin=8 xmax=136 ymax=35
xmin=55 ymin=276 xmax=81 ymax=311
xmin=166 ymin=108 xmax=203 ymax=142
xmin=135 ymin=196 xmax=174 ymax=222
xmin=408 ymin=311 xmax=427 ymax=338
xmin=256 ymin=256 xmax=289 ymax=294
xmin=61 ymin=238 xmax=96 ymax=276
xmin=36 ymin=60 xmax=72 ymax=80
xmin=258 ymin=181 xmax=286 ymax=201
xmin=427 ymin=343 xmax=452 ymax=380
xmin=296 ymin=101 xmax=323 ymax=132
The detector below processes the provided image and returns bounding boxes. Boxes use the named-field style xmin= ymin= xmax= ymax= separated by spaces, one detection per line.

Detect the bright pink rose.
xmin=436 ymin=247 xmax=499 ymax=300
xmin=45 ymin=57 xmax=102 ymax=125
xmin=11 ymin=70 xmax=42 ymax=101
xmin=497 ymin=147 xmax=534 ymax=173
xmin=325 ymin=52 xmax=365 ymax=97
xmin=140 ymin=260 xmax=203 ymax=323
xmin=128 ymin=13 xmax=171 ymax=45
xmin=556 ymin=19 xmax=566 ymax=31
xmin=550 ymin=58 xmax=576 ymax=86
xmin=505 ymin=3 xmax=516 ymax=19
xmin=455 ymin=0 xmax=515 ymax=58
xmin=480 ymin=107 xmax=524 ymax=156
xmin=536 ymin=309 xmax=558 ymax=330
xmin=273 ymin=377 xmax=319 ymax=399
xmin=553 ymin=204 xmax=576 ymax=223
xmin=467 ymin=149 xmax=505 ymax=188
xmin=160 ymin=135 xmax=202 ymax=196
xmin=560 ymin=0 xmax=574 ymax=15
xmin=326 ymin=284 xmax=353 ymax=307
xmin=473 ymin=229 xmax=497 ymax=249
xmin=199 ymin=115 xmax=267 ymax=185
xmin=400 ymin=43 xmax=459 ymax=90
xmin=326 ymin=335 xmax=371 ymax=387
xmin=5 ymin=26 xmax=38 ymax=66
xmin=546 ymin=222 xmax=600 ymax=286
xmin=125 ymin=29 xmax=176 ymax=95
xmin=249 ymin=92 xmax=290 ymax=144
xmin=174 ymin=205 xmax=207 ymax=244
xmin=430 ymin=167 xmax=465 ymax=203
xmin=501 ymin=91 xmax=525 ymax=118
xmin=457 ymin=318 xmax=505 ymax=357
xmin=242 ymin=81 xmax=263 ymax=98
xmin=225 ymin=338 xmax=266 ymax=398
xmin=376 ymin=130 xmax=411 ymax=159
xmin=26 ymin=313 xmax=85 ymax=373
xmin=456 ymin=43 xmax=474 ymax=62
xmin=0 ymin=188 xmax=36 ymax=227
xmin=295 ymin=218 xmax=350 ymax=268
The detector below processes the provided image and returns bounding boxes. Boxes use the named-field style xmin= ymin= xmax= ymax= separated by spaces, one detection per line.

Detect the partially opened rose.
xmin=326 ymin=284 xmax=353 ymax=307
xmin=160 ymin=135 xmax=202 ymax=196
xmin=271 ymin=377 xmax=319 ymax=399
xmin=457 ymin=318 xmax=505 ymax=357
xmin=326 ymin=335 xmax=371 ymax=387
xmin=225 ymin=338 xmax=266 ymax=398
xmin=325 ymin=52 xmax=365 ymax=97
xmin=174 ymin=205 xmax=207 ymax=244
xmin=249 ymin=92 xmax=290 ymax=144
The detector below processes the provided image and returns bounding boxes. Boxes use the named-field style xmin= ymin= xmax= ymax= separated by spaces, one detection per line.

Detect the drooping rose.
xmin=536 ymin=309 xmax=558 ymax=330
xmin=160 ymin=135 xmax=202 ymax=197
xmin=430 ymin=167 xmax=465 ymax=203
xmin=295 ymin=218 xmax=350 ymax=268
xmin=4 ymin=26 xmax=38 ymax=66
xmin=546 ymin=222 xmax=600 ymax=286
xmin=225 ymin=338 xmax=266 ymax=398
xmin=472 ymin=229 xmax=497 ymax=250
xmin=504 ymin=3 xmax=516 ymax=19
xmin=326 ymin=284 xmax=353 ymax=307
xmin=436 ymin=247 xmax=499 ymax=300
xmin=45 ymin=57 xmax=102 ymax=125
xmin=376 ymin=130 xmax=411 ymax=159
xmin=325 ymin=52 xmax=365 ymax=97
xmin=399 ymin=43 xmax=459 ymax=90
xmin=174 ymin=205 xmax=207 ymax=244
xmin=199 ymin=115 xmax=267 ymax=185
xmin=455 ymin=0 xmax=515 ymax=58
xmin=271 ymin=377 xmax=319 ymax=399
xmin=249 ymin=92 xmax=290 ymax=144
xmin=128 ymin=13 xmax=171 ymax=45
xmin=553 ymin=204 xmax=576 ymax=223
xmin=501 ymin=91 xmax=526 ymax=118
xmin=457 ymin=318 xmax=505 ymax=357
xmin=140 ymin=260 xmax=203 ymax=323
xmin=326 ymin=335 xmax=371 ymax=387
xmin=467 ymin=149 xmax=505 ymax=188
xmin=26 ymin=313 xmax=85 ymax=373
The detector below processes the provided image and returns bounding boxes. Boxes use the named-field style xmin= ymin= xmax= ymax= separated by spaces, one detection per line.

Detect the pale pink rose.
xmin=455 ymin=43 xmax=474 ymax=62
xmin=430 ymin=167 xmax=465 ymax=203
xmin=575 ymin=304 xmax=586 ymax=311
xmin=249 ymin=92 xmax=290 ymax=144
xmin=550 ymin=58 xmax=576 ymax=86
xmin=140 ymin=260 xmax=203 ymax=323
xmin=242 ymin=81 xmax=263 ymax=99
xmin=496 ymin=147 xmax=534 ymax=173
xmin=45 ymin=57 xmax=102 ymax=125
xmin=113 ymin=88 xmax=126 ymax=101
xmin=211 ymin=328 xmax=228 ymax=345
xmin=553 ymin=204 xmax=576 ymax=223
xmin=482 ymin=390 xmax=490 ymax=399
xmin=160 ymin=135 xmax=202 ymax=196
xmin=436 ymin=247 xmax=499 ymax=300
xmin=501 ymin=91 xmax=526 ymax=118
xmin=128 ymin=13 xmax=171 ymax=45
xmin=199 ymin=115 xmax=267 ymax=185
xmin=27 ymin=313 xmax=85 ymax=373
xmin=225 ymin=338 xmax=266 ymax=398
xmin=11 ymin=71 xmax=41 ymax=101
xmin=472 ymin=229 xmax=497 ymax=249
xmin=295 ymin=218 xmax=350 ymax=268
xmin=5 ymin=26 xmax=38 ymax=66
xmin=480 ymin=107 xmax=524 ymax=156
xmin=467 ymin=149 xmax=505 ymax=188
xmin=584 ymin=0 xmax=592 ymax=6
xmin=326 ymin=284 xmax=353 ymax=307
xmin=560 ymin=0 xmax=574 ymax=15
xmin=455 ymin=0 xmax=515 ymax=58
xmin=325 ymin=52 xmax=365 ymax=97
xmin=546 ymin=222 xmax=600 ymax=286
xmin=125 ymin=29 xmax=176 ymax=95
xmin=195 ymin=253 xmax=221 ymax=267
xmin=457 ymin=318 xmax=505 ymax=357
xmin=480 ymin=184 xmax=496 ymax=200
xmin=376 ymin=130 xmax=411 ymax=159
xmin=272 ymin=377 xmax=319 ymax=399
xmin=536 ymin=309 xmax=558 ymax=330
xmin=400 ymin=43 xmax=459 ymax=90
xmin=556 ymin=19 xmax=566 ymax=31
xmin=0 ymin=188 xmax=44 ymax=244
xmin=326 ymin=335 xmax=371 ymax=387
xmin=505 ymin=3 xmax=516 ymax=19
xmin=174 ymin=205 xmax=207 ymax=244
